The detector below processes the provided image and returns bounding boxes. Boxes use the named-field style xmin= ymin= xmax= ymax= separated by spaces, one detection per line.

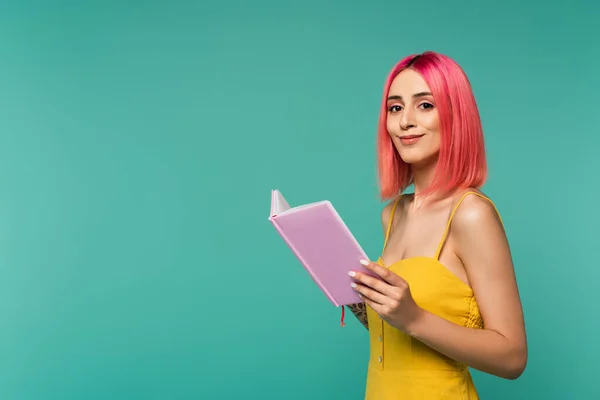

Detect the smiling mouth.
xmin=396 ymin=134 xmax=425 ymax=145
xmin=397 ymin=134 xmax=425 ymax=139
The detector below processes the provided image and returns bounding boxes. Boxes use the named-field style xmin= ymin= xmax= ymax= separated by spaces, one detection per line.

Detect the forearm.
xmin=406 ymin=310 xmax=526 ymax=379
xmin=347 ymin=303 xmax=368 ymax=329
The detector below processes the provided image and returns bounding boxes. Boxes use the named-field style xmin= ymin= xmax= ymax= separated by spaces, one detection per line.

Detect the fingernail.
xmin=348 ymin=271 xmax=356 ymax=277
xmin=359 ymin=259 xmax=369 ymax=266
xmin=351 ymin=282 xmax=357 ymax=288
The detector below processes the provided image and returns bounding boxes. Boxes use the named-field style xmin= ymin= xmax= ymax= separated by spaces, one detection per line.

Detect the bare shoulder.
xmin=450 ymin=188 xmax=511 ymax=267
xmin=380 ymin=199 xmax=395 ymax=228
xmin=380 ymin=194 xmax=405 ymax=233
xmin=451 ymin=188 xmax=505 ymax=237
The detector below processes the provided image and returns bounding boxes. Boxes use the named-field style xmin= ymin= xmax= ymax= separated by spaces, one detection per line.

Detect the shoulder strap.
xmin=382 ymin=195 xmax=403 ymax=252
xmin=433 ymin=191 xmax=503 ymax=260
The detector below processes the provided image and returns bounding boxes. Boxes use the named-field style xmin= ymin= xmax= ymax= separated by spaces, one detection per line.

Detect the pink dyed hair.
xmin=377 ymin=51 xmax=487 ymax=200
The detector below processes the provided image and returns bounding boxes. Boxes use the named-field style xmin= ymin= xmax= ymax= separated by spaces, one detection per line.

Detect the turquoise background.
xmin=0 ymin=0 xmax=598 ymax=398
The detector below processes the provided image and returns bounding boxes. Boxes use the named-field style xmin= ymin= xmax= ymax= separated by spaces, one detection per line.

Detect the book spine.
xmin=270 ymin=217 xmax=340 ymax=307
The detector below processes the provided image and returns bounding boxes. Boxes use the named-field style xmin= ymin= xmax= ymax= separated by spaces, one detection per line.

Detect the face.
xmin=386 ymin=68 xmax=440 ymax=167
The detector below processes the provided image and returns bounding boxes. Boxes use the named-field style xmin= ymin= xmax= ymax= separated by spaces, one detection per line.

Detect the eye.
xmin=388 ymin=105 xmax=402 ymax=113
xmin=419 ymin=102 xmax=434 ymax=110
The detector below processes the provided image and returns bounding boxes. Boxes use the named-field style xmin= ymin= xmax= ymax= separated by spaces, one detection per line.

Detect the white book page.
xmin=271 ymin=189 xmax=291 ymax=216
xmin=270 ymin=189 xmax=325 ymax=217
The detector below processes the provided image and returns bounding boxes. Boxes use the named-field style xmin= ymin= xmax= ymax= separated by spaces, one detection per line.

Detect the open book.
xmin=268 ymin=189 xmax=372 ymax=325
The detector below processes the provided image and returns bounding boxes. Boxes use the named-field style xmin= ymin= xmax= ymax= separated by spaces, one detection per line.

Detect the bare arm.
xmin=406 ymin=195 xmax=528 ymax=379
xmin=346 ymin=303 xmax=368 ymax=329
xmin=347 ymin=200 xmax=397 ymax=330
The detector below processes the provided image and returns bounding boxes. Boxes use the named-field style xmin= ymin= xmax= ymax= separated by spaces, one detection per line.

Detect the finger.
xmin=351 ymin=282 xmax=388 ymax=305
xmin=361 ymin=295 xmax=384 ymax=317
xmin=359 ymin=259 xmax=406 ymax=286
xmin=349 ymin=270 xmax=395 ymax=297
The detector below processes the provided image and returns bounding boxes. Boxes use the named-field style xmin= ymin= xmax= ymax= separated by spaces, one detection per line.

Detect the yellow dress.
xmin=364 ymin=192 xmax=501 ymax=399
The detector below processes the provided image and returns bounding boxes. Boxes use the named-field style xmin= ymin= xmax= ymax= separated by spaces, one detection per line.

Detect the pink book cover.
xmin=268 ymin=189 xmax=372 ymax=308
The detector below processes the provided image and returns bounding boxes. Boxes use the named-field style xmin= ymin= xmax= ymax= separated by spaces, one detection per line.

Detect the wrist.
xmin=405 ymin=306 xmax=428 ymax=337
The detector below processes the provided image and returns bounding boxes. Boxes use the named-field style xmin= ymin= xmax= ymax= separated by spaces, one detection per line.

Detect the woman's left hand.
xmin=350 ymin=259 xmax=424 ymax=333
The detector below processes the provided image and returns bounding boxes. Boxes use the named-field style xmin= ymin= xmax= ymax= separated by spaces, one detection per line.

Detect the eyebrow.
xmin=387 ymin=91 xmax=432 ymax=101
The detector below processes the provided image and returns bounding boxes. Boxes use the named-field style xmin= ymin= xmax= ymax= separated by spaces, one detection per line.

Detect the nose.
xmin=399 ymin=107 xmax=416 ymax=130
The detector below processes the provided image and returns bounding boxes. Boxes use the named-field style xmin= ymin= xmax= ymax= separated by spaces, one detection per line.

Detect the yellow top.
xmin=364 ymin=191 xmax=502 ymax=399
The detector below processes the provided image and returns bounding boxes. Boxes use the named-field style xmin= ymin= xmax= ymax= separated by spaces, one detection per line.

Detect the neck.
xmin=410 ymin=158 xmax=444 ymax=208
xmin=412 ymin=159 xmax=437 ymax=195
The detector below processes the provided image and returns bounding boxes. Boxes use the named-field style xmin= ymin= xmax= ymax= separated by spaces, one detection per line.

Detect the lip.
xmin=397 ymin=134 xmax=425 ymax=145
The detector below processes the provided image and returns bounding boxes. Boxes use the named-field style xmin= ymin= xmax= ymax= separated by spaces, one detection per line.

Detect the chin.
xmin=397 ymin=148 xmax=438 ymax=166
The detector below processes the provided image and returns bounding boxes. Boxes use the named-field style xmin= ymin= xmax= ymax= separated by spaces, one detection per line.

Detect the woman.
xmin=347 ymin=51 xmax=528 ymax=399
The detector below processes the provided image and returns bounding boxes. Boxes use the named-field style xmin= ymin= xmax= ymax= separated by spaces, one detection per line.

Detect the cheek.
xmin=386 ymin=116 xmax=398 ymax=135
xmin=421 ymin=113 xmax=440 ymax=132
